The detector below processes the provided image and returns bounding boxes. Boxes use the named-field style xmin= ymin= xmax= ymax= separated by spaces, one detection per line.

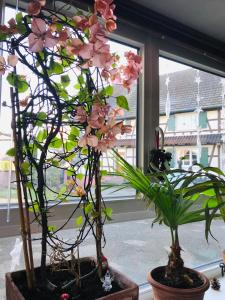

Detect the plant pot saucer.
xmin=6 ymin=257 xmax=139 ymax=300
xmin=147 ymin=266 xmax=209 ymax=300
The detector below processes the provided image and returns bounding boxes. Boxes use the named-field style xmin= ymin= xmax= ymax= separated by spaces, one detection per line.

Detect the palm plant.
xmin=111 ymin=150 xmax=225 ymax=288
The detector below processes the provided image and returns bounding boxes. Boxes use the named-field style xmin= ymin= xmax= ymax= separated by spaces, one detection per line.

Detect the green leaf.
xmin=7 ymin=73 xmax=29 ymax=93
xmin=16 ymin=12 xmax=23 ymax=24
xmin=101 ymin=170 xmax=108 ymax=176
xmin=78 ymin=75 xmax=85 ymax=85
xmin=61 ymin=75 xmax=70 ymax=87
xmin=203 ymin=198 xmax=218 ymax=208
xmin=57 ymin=185 xmax=67 ymax=199
xmin=50 ymin=137 xmax=63 ymax=149
xmin=51 ymin=160 xmax=60 ymax=167
xmin=84 ymin=202 xmax=93 ymax=215
xmin=64 ymin=140 xmax=77 ymax=151
xmin=25 ymin=182 xmax=33 ymax=189
xmin=105 ymin=85 xmax=113 ymax=96
xmin=0 ymin=33 xmax=7 ymax=41
xmin=77 ymin=173 xmax=84 ymax=180
xmin=103 ymin=207 xmax=113 ymax=220
xmin=17 ymin=24 xmax=27 ymax=34
xmin=37 ymin=112 xmax=47 ymax=121
xmin=66 ymin=168 xmax=74 ymax=176
xmin=36 ymin=129 xmax=48 ymax=142
xmin=116 ymin=95 xmax=129 ymax=111
xmin=76 ymin=215 xmax=83 ymax=227
xmin=48 ymin=225 xmax=56 ymax=232
xmin=64 ymin=153 xmax=76 ymax=162
xmin=59 ymin=89 xmax=69 ymax=100
xmin=35 ymin=112 xmax=47 ymax=126
xmin=6 ymin=148 xmax=15 ymax=157
xmin=49 ymin=60 xmax=63 ymax=75
xmin=29 ymin=202 xmax=39 ymax=213
xmin=74 ymin=83 xmax=80 ymax=89
xmin=81 ymin=148 xmax=88 ymax=155
xmin=70 ymin=127 xmax=80 ymax=137
xmin=21 ymin=161 xmax=30 ymax=175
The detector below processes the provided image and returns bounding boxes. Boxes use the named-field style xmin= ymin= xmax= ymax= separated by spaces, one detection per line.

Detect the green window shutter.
xmin=166 ymin=147 xmax=175 ymax=168
xmin=167 ymin=115 xmax=175 ymax=131
xmin=199 ymin=111 xmax=207 ymax=128
xmin=200 ymin=147 xmax=208 ymax=166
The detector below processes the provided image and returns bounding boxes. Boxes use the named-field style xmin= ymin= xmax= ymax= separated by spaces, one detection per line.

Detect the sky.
xmin=159 ymin=57 xmax=190 ymax=75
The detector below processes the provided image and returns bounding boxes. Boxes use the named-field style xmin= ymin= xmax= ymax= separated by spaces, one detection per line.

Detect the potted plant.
xmin=1 ymin=0 xmax=141 ymax=299
xmin=112 ymin=150 xmax=225 ymax=300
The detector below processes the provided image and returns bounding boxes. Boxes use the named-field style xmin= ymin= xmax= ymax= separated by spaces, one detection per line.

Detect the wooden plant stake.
xmin=95 ymin=156 xmax=103 ymax=278
xmin=10 ymin=87 xmax=35 ymax=289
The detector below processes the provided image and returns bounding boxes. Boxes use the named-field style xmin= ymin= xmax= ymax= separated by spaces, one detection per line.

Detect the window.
xmin=177 ymin=149 xmax=198 ymax=170
xmin=159 ymin=56 xmax=225 ymax=278
xmin=159 ymin=57 xmax=223 ymax=171
xmin=0 ymin=6 xmax=138 ymax=205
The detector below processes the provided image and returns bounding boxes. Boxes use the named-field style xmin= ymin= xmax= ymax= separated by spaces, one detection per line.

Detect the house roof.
xmin=111 ymin=68 xmax=223 ymax=119
xmin=164 ymin=133 xmax=221 ymax=146
xmin=160 ymin=68 xmax=223 ymax=115
xmin=116 ymin=134 xmax=222 ymax=148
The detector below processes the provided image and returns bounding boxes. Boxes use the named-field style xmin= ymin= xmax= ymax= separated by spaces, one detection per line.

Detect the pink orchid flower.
xmin=79 ymin=43 xmax=94 ymax=60
xmin=78 ymin=127 xmax=98 ymax=148
xmin=95 ymin=140 xmax=108 ymax=152
xmin=95 ymin=134 xmax=117 ymax=152
xmin=74 ymin=106 xmax=87 ymax=123
xmin=88 ymin=103 xmax=110 ymax=129
xmin=121 ymin=124 xmax=132 ymax=134
xmin=28 ymin=18 xmax=58 ymax=52
xmin=94 ymin=0 xmax=116 ymax=20
xmin=28 ymin=1 xmax=42 ymax=16
xmin=106 ymin=19 xmax=117 ymax=32
xmin=90 ymin=23 xmax=108 ymax=44
xmin=7 ymin=55 xmax=18 ymax=67
xmin=0 ymin=55 xmax=18 ymax=75
xmin=110 ymin=107 xmax=124 ymax=118
xmin=80 ymin=41 xmax=113 ymax=69
xmin=92 ymin=41 xmax=113 ymax=68
xmin=88 ymin=114 xmax=105 ymax=129
xmin=0 ymin=18 xmax=17 ymax=35
xmin=73 ymin=15 xmax=89 ymax=30
xmin=0 ymin=56 xmax=6 ymax=75
xmin=66 ymin=38 xmax=84 ymax=56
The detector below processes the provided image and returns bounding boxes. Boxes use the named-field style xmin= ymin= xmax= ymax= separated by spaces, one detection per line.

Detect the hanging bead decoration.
xmin=165 ymin=75 xmax=171 ymax=118
xmin=220 ymin=78 xmax=225 ymax=172
xmin=195 ymin=70 xmax=202 ymax=162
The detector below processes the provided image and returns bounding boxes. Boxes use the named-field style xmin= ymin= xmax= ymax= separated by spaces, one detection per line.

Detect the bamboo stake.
xmin=10 ymin=87 xmax=34 ymax=290
xmin=95 ymin=157 xmax=103 ymax=278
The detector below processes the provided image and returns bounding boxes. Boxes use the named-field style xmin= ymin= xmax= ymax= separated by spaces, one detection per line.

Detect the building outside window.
xmin=160 ymin=57 xmax=224 ymax=171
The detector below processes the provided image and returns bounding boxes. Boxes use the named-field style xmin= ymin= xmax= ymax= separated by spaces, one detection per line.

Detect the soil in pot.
xmin=152 ymin=267 xmax=203 ymax=289
xmin=12 ymin=260 xmax=122 ymax=300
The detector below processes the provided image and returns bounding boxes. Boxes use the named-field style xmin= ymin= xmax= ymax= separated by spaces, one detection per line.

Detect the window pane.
xmin=101 ymin=41 xmax=138 ymax=200
xmin=159 ymin=57 xmax=224 ymax=171
xmin=159 ymin=56 xmax=225 ymax=268
xmin=0 ymin=8 xmax=138 ymax=205
xmin=0 ymin=7 xmax=17 ymax=205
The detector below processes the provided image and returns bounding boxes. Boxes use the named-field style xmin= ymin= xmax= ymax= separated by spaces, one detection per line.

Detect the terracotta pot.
xmin=147 ymin=266 xmax=209 ymax=300
xmin=5 ymin=258 xmax=139 ymax=300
